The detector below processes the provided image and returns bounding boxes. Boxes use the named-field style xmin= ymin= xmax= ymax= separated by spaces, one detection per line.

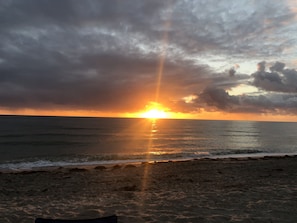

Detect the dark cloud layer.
xmin=0 ymin=0 xmax=297 ymax=117
xmin=252 ymin=61 xmax=297 ymax=93
xmin=189 ymin=61 xmax=297 ymax=115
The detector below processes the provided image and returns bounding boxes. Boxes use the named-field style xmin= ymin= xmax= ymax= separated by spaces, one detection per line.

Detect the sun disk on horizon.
xmin=140 ymin=102 xmax=169 ymax=119
xmin=141 ymin=108 xmax=168 ymax=119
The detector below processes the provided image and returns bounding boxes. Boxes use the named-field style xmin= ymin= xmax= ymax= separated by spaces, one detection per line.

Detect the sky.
xmin=1 ymin=0 xmax=297 ymax=121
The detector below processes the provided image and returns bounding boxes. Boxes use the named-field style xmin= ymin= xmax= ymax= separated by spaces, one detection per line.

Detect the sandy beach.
xmin=1 ymin=156 xmax=297 ymax=223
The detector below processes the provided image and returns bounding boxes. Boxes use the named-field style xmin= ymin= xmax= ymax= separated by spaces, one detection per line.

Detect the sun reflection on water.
xmin=140 ymin=119 xmax=159 ymax=193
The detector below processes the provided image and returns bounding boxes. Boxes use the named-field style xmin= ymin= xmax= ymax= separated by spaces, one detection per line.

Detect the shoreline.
xmin=1 ymin=155 xmax=297 ymax=222
xmin=1 ymin=153 xmax=297 ymax=174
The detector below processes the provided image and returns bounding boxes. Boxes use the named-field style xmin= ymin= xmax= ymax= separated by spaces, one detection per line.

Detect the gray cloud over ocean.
xmin=0 ymin=0 xmax=297 ymax=116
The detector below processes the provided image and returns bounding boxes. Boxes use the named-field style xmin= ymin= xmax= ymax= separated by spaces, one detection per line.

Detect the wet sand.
xmin=1 ymin=156 xmax=297 ymax=223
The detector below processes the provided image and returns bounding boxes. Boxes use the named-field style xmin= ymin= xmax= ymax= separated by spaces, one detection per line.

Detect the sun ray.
xmin=138 ymin=1 xmax=174 ymax=215
xmin=155 ymin=0 xmax=173 ymax=103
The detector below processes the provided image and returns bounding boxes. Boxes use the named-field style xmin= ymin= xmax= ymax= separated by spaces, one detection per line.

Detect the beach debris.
xmin=94 ymin=165 xmax=107 ymax=170
xmin=273 ymin=168 xmax=284 ymax=172
xmin=119 ymin=184 xmax=138 ymax=191
xmin=112 ymin=164 xmax=122 ymax=170
xmin=69 ymin=168 xmax=87 ymax=172
xmin=124 ymin=164 xmax=137 ymax=169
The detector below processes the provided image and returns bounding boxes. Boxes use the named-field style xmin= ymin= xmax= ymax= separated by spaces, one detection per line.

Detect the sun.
xmin=140 ymin=102 xmax=169 ymax=119
xmin=141 ymin=108 xmax=168 ymax=119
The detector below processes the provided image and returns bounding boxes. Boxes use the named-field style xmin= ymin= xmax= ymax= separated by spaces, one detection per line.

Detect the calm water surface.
xmin=0 ymin=115 xmax=297 ymax=171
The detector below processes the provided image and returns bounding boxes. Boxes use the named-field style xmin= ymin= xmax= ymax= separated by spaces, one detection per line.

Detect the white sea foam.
xmin=1 ymin=152 xmax=297 ymax=172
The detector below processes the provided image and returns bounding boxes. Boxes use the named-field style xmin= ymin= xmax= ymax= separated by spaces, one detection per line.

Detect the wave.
xmin=1 ymin=148 xmax=292 ymax=172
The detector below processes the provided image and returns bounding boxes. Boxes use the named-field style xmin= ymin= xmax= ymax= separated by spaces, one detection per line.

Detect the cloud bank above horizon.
xmin=1 ymin=0 xmax=297 ymax=119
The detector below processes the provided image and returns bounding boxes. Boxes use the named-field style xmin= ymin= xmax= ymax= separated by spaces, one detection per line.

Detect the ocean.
xmin=0 ymin=115 xmax=297 ymax=171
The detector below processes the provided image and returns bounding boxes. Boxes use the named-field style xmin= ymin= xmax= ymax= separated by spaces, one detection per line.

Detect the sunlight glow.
xmin=141 ymin=109 xmax=168 ymax=119
xmin=183 ymin=94 xmax=198 ymax=103
xmin=228 ymin=84 xmax=259 ymax=96
xmin=139 ymin=102 xmax=169 ymax=119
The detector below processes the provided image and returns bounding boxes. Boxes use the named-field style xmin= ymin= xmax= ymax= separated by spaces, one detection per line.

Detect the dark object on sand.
xmin=35 ymin=215 xmax=117 ymax=223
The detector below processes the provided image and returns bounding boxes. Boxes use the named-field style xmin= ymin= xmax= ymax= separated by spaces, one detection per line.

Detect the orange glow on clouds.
xmin=0 ymin=105 xmax=296 ymax=122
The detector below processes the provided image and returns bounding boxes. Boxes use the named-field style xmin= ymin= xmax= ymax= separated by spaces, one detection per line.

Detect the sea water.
xmin=0 ymin=115 xmax=297 ymax=171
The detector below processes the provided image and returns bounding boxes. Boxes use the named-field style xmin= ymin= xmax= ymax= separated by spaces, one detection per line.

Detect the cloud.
xmin=171 ymin=61 xmax=297 ymax=115
xmin=0 ymin=48 xmax=213 ymax=112
xmin=0 ymin=0 xmax=297 ymax=118
xmin=170 ymin=0 xmax=296 ymax=57
xmin=252 ymin=61 xmax=297 ymax=93
xmin=198 ymin=86 xmax=239 ymax=110
xmin=188 ymin=85 xmax=297 ymax=115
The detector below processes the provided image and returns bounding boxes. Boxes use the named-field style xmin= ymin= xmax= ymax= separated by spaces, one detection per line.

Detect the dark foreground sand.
xmin=1 ymin=156 xmax=297 ymax=223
